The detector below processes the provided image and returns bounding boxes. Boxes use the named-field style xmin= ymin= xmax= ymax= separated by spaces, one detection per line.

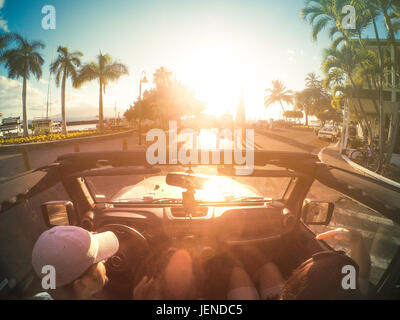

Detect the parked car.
xmin=318 ymin=126 xmax=340 ymax=142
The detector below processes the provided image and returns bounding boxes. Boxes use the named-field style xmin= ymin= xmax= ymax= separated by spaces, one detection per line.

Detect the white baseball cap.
xmin=32 ymin=226 xmax=119 ymax=287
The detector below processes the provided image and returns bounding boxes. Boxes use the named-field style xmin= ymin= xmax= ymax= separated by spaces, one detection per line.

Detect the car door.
xmin=0 ymin=167 xmax=71 ymax=298
xmin=302 ymin=181 xmax=400 ymax=299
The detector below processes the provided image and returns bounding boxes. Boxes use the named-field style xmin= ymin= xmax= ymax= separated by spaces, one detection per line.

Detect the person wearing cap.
xmin=31 ymin=226 xmax=119 ymax=300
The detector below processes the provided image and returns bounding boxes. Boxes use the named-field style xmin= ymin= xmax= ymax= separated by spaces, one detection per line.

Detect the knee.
xmin=257 ymin=262 xmax=285 ymax=285
xmin=229 ymin=267 xmax=254 ymax=289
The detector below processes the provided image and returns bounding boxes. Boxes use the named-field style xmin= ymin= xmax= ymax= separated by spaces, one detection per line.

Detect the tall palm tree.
xmin=300 ymin=0 xmax=352 ymax=45
xmin=50 ymin=46 xmax=83 ymax=134
xmin=305 ymin=72 xmax=321 ymax=88
xmin=264 ymin=80 xmax=293 ymax=117
xmin=153 ymin=66 xmax=172 ymax=89
xmin=0 ymin=32 xmax=10 ymax=55
xmin=74 ymin=52 xmax=128 ymax=133
xmin=2 ymin=34 xmax=45 ymax=137
xmin=294 ymin=90 xmax=311 ymax=125
xmin=322 ymin=45 xmax=373 ymax=142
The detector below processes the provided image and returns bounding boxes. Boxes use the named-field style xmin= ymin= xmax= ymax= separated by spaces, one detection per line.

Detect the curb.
xmin=0 ymin=129 xmax=136 ymax=153
xmin=341 ymin=154 xmax=400 ymax=189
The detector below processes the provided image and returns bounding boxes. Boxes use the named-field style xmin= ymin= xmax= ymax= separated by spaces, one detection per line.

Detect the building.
xmin=32 ymin=118 xmax=61 ymax=135
xmin=0 ymin=117 xmax=23 ymax=138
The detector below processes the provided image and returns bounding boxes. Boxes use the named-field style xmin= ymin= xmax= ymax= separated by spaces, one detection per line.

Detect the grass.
xmin=0 ymin=129 xmax=127 ymax=145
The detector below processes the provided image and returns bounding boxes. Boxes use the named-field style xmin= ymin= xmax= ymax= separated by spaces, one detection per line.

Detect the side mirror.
xmin=41 ymin=201 xmax=77 ymax=227
xmin=302 ymin=199 xmax=334 ymax=225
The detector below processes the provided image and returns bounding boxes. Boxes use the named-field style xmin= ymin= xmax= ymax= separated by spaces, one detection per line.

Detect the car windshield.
xmin=84 ymin=166 xmax=292 ymax=203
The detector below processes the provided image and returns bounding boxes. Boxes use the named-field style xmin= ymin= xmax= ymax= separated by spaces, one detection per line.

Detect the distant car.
xmin=318 ymin=126 xmax=339 ymax=142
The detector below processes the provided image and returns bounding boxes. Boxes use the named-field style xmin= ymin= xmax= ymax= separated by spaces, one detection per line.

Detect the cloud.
xmin=287 ymin=50 xmax=297 ymax=64
xmin=0 ymin=76 xmax=47 ymax=117
xmin=0 ymin=76 xmax=120 ymax=121
xmin=0 ymin=0 xmax=8 ymax=32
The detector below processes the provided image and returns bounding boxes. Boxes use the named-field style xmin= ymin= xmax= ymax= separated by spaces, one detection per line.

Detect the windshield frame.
xmin=81 ymin=166 xmax=300 ymax=205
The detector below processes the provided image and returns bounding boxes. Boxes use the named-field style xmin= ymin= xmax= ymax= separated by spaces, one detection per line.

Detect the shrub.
xmin=0 ymin=129 xmax=126 ymax=145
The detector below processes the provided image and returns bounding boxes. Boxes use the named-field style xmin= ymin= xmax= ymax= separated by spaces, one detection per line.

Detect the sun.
xmin=180 ymin=44 xmax=248 ymax=118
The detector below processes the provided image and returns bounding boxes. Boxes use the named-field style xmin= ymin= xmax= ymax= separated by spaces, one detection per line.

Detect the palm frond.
xmin=74 ymin=63 xmax=99 ymax=88
xmin=312 ymin=16 xmax=332 ymax=41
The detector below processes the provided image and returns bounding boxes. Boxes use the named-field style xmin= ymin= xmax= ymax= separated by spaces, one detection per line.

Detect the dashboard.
xmin=90 ymin=202 xmax=297 ymax=245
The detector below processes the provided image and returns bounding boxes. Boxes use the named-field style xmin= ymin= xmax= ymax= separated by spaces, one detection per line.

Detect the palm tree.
xmin=153 ymin=66 xmax=172 ymax=89
xmin=305 ymin=72 xmax=321 ymax=89
xmin=2 ymin=34 xmax=45 ymax=137
xmin=0 ymin=32 xmax=10 ymax=55
xmin=50 ymin=46 xmax=83 ymax=134
xmin=300 ymin=0 xmax=352 ymax=45
xmin=323 ymin=45 xmax=373 ymax=142
xmin=74 ymin=52 xmax=128 ymax=133
xmin=294 ymin=90 xmax=311 ymax=125
xmin=264 ymin=80 xmax=293 ymax=118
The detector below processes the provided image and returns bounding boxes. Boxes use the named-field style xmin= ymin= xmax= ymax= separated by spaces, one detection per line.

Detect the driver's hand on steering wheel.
xmin=133 ymin=276 xmax=162 ymax=300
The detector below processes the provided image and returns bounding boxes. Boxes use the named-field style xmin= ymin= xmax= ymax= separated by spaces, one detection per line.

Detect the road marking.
xmin=0 ymin=154 xmax=20 ymax=161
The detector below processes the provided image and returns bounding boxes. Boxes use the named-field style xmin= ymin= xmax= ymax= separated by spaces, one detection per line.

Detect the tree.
xmin=264 ymin=80 xmax=293 ymax=117
xmin=75 ymin=52 xmax=128 ymax=133
xmin=124 ymin=70 xmax=205 ymax=130
xmin=2 ymin=34 xmax=45 ymax=137
xmin=305 ymin=72 xmax=321 ymax=89
xmin=300 ymin=0 xmax=353 ymax=47
xmin=0 ymin=32 xmax=10 ymax=55
xmin=284 ymin=110 xmax=304 ymax=120
xmin=295 ymin=73 xmax=323 ymax=125
xmin=303 ymin=0 xmax=400 ymax=170
xmin=294 ymin=90 xmax=310 ymax=125
xmin=153 ymin=66 xmax=173 ymax=89
xmin=50 ymin=46 xmax=83 ymax=134
xmin=322 ymin=45 xmax=373 ymax=142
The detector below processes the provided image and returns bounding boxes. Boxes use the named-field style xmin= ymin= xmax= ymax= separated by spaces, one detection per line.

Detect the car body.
xmin=318 ymin=126 xmax=340 ymax=141
xmin=0 ymin=150 xmax=399 ymax=299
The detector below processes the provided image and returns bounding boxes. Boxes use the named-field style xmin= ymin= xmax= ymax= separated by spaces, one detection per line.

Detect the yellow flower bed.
xmin=0 ymin=129 xmax=126 ymax=145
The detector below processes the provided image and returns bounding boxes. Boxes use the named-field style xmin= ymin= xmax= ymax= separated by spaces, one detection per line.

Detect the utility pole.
xmin=138 ymin=71 xmax=148 ymax=145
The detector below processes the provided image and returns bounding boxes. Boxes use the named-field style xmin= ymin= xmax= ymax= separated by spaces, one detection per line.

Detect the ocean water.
xmin=67 ymin=124 xmax=97 ymax=131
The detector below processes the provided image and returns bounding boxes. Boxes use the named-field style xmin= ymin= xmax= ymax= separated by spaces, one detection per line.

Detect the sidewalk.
xmin=319 ymin=143 xmax=400 ymax=189
xmin=318 ymin=143 xmax=356 ymax=172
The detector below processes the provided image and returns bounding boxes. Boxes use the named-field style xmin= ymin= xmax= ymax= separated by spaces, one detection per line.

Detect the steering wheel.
xmin=96 ymin=224 xmax=151 ymax=296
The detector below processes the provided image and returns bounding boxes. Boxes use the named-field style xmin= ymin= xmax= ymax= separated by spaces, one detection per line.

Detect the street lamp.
xmin=138 ymin=71 xmax=148 ymax=145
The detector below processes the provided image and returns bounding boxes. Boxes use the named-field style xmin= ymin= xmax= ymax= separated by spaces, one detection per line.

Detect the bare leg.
xmin=227 ymin=267 xmax=260 ymax=300
xmin=255 ymin=262 xmax=285 ymax=300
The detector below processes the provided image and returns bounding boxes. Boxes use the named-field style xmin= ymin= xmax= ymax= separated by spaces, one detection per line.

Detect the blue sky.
xmin=0 ymin=0 xmax=361 ymax=121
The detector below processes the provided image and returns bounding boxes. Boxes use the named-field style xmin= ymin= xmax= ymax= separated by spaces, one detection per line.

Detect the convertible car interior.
xmin=0 ymin=150 xmax=399 ymax=299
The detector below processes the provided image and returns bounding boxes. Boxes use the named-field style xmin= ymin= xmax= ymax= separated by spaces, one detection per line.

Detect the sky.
xmin=0 ymin=0 xmax=342 ymax=121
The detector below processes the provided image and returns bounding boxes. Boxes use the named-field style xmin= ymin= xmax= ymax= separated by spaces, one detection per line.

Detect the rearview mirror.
xmin=41 ymin=201 xmax=77 ymax=227
xmin=166 ymin=172 xmax=209 ymax=190
xmin=302 ymin=199 xmax=334 ymax=225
